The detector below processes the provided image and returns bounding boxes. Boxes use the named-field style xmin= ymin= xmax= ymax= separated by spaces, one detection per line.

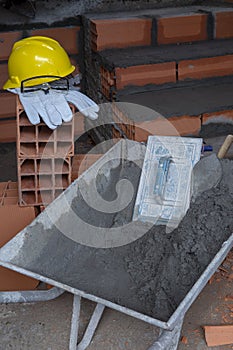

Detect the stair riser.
xmin=99 ymin=56 xmax=233 ymax=99
xmin=90 ymin=9 xmax=233 ymax=51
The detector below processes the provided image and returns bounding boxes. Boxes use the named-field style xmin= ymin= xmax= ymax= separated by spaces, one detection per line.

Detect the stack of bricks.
xmin=0 ymin=181 xmax=18 ymax=206
xmin=17 ymin=97 xmax=75 ymax=206
xmin=111 ymin=103 xmax=135 ymax=140
xmin=88 ymin=8 xmax=233 ymax=99
xmin=83 ymin=6 xmax=233 ymax=142
xmin=71 ymin=153 xmax=103 ymax=181
xmin=0 ymin=181 xmax=39 ymax=291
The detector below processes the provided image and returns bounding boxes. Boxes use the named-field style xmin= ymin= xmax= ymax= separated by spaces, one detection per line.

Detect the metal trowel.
xmin=191 ymin=154 xmax=222 ymax=202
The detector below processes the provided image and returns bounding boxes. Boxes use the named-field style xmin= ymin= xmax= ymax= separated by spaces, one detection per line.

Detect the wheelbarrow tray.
xmin=0 ymin=140 xmax=232 ymax=331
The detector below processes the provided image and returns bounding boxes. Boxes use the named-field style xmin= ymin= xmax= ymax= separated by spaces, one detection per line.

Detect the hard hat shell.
xmin=3 ymin=36 xmax=75 ymax=89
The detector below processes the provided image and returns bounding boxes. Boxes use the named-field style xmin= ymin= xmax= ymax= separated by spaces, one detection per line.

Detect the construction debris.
xmin=0 ymin=182 xmax=38 ymax=290
xmin=204 ymin=325 xmax=233 ymax=347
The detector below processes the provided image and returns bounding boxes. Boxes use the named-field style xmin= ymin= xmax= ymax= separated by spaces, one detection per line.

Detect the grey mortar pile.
xmin=20 ymin=158 xmax=233 ymax=322
xmin=70 ymin=158 xmax=233 ymax=321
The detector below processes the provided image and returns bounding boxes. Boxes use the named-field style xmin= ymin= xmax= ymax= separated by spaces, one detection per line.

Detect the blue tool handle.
xmin=202 ymin=145 xmax=213 ymax=152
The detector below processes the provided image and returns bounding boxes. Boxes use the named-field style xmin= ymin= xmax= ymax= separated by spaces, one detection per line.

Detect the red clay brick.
xmin=204 ymin=325 xmax=233 ymax=347
xmin=100 ymin=66 xmax=115 ymax=99
xmin=30 ymin=26 xmax=80 ymax=54
xmin=90 ymin=18 xmax=152 ymax=51
xmin=157 ymin=14 xmax=208 ymax=45
xmin=72 ymin=153 xmax=102 ymax=180
xmin=5 ymin=189 xmax=18 ymax=198
xmin=7 ymin=181 xmax=17 ymax=189
xmin=0 ymin=204 xmax=38 ymax=291
xmin=2 ymin=197 xmax=18 ymax=205
xmin=0 ymin=182 xmax=8 ymax=198
xmin=215 ymin=11 xmax=233 ymax=39
xmin=178 ymin=55 xmax=233 ymax=80
xmin=0 ymin=63 xmax=9 ymax=90
xmin=135 ymin=115 xmax=201 ymax=142
xmin=202 ymin=110 xmax=233 ymax=125
xmin=74 ymin=112 xmax=85 ymax=137
xmin=0 ymin=31 xmax=22 ymax=60
xmin=0 ymin=92 xmax=16 ymax=119
xmin=70 ymin=57 xmax=80 ymax=77
xmin=115 ymin=62 xmax=176 ymax=90
xmin=0 ymin=119 xmax=16 ymax=142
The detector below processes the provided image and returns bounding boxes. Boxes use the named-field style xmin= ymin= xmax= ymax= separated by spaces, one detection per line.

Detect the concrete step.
xmin=117 ymin=77 xmax=233 ymax=141
xmin=87 ymin=77 xmax=233 ymax=144
xmin=95 ymin=38 xmax=233 ymax=99
xmin=119 ymin=76 xmax=233 ymax=117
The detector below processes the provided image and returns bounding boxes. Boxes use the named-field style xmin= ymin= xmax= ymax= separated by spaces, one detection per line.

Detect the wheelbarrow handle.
xmin=217 ymin=134 xmax=233 ymax=159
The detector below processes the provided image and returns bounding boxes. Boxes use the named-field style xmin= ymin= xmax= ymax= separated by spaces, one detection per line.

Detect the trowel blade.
xmin=191 ymin=154 xmax=222 ymax=201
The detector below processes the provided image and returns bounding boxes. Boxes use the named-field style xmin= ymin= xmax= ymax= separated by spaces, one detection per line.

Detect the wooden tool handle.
xmin=217 ymin=134 xmax=233 ymax=159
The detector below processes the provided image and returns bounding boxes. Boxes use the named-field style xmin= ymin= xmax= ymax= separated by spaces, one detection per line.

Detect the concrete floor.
xmin=0 ymin=135 xmax=232 ymax=350
xmin=0 ymin=260 xmax=232 ymax=350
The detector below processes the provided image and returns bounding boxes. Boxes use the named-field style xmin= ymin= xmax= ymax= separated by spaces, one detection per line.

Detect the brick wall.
xmin=1 ymin=5 xmax=233 ymax=142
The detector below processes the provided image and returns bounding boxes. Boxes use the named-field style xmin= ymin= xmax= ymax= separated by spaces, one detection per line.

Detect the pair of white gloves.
xmin=9 ymin=77 xmax=99 ymax=129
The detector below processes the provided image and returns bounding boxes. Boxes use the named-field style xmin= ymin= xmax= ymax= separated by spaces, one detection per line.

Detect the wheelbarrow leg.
xmin=69 ymin=295 xmax=81 ymax=350
xmin=77 ymin=303 xmax=105 ymax=350
xmin=147 ymin=317 xmax=184 ymax=350
xmin=69 ymin=294 xmax=105 ymax=350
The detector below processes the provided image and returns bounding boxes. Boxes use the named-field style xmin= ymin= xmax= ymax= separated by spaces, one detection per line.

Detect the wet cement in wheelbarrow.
xmin=16 ymin=158 xmax=233 ymax=322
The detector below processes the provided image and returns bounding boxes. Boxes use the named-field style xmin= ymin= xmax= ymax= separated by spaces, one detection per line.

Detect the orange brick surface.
xmin=0 ymin=31 xmax=22 ymax=60
xmin=74 ymin=113 xmax=85 ymax=137
xmin=31 ymin=26 xmax=80 ymax=54
xmin=0 ymin=203 xmax=38 ymax=291
xmin=178 ymin=55 xmax=233 ymax=80
xmin=0 ymin=64 xmax=9 ymax=90
xmin=135 ymin=115 xmax=201 ymax=142
xmin=0 ymin=119 xmax=16 ymax=142
xmin=0 ymin=92 xmax=16 ymax=119
xmin=100 ymin=66 xmax=115 ymax=99
xmin=72 ymin=154 xmax=103 ymax=180
xmin=204 ymin=325 xmax=233 ymax=347
xmin=0 ymin=181 xmax=18 ymax=205
xmin=115 ymin=62 xmax=176 ymax=90
xmin=91 ymin=18 xmax=152 ymax=51
xmin=70 ymin=57 xmax=80 ymax=77
xmin=215 ymin=11 xmax=233 ymax=39
xmin=202 ymin=110 xmax=233 ymax=125
xmin=157 ymin=14 xmax=208 ymax=45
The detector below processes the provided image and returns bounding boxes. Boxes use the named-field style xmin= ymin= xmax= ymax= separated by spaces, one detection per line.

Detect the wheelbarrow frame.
xmin=0 ymin=140 xmax=232 ymax=349
xmin=0 ymin=235 xmax=232 ymax=350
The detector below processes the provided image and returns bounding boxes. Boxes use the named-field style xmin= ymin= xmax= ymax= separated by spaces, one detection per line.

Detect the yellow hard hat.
xmin=3 ymin=36 xmax=75 ymax=89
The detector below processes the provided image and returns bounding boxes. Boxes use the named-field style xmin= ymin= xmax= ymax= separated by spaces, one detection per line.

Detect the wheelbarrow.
xmin=0 ymin=139 xmax=232 ymax=350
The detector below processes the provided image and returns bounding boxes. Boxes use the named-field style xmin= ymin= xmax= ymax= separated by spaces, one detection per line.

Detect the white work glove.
xmin=63 ymin=74 xmax=99 ymax=120
xmin=9 ymin=88 xmax=56 ymax=129
xmin=37 ymin=90 xmax=73 ymax=125
xmin=8 ymin=86 xmax=99 ymax=129
xmin=64 ymin=90 xmax=99 ymax=120
xmin=8 ymin=88 xmax=73 ymax=129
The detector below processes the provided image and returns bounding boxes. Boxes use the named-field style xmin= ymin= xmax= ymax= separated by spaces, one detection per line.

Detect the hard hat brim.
xmin=3 ymin=65 xmax=76 ymax=90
